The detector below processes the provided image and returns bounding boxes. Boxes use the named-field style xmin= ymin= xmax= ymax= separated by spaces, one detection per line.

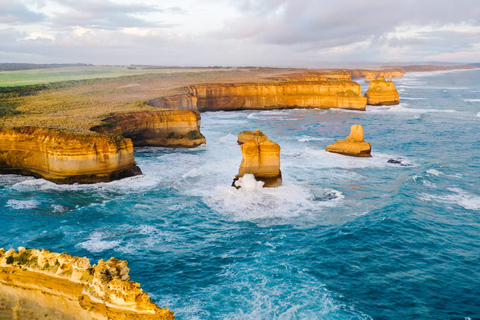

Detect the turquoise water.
xmin=1 ymin=69 xmax=480 ymax=319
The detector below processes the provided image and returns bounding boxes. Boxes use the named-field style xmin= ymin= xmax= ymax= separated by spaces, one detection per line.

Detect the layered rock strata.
xmin=233 ymin=139 xmax=282 ymax=188
xmin=350 ymin=70 xmax=404 ymax=81
xmin=0 ymin=127 xmax=140 ymax=183
xmin=149 ymin=94 xmax=198 ymax=112
xmin=237 ymin=129 xmax=268 ymax=145
xmin=365 ymin=77 xmax=400 ymax=105
xmin=185 ymin=82 xmax=367 ymax=111
xmin=0 ymin=247 xmax=174 ymax=320
xmin=326 ymin=125 xmax=371 ymax=157
xmin=91 ymin=110 xmax=206 ymax=148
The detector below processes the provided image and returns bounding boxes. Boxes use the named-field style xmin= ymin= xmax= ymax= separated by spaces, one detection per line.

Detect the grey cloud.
xmin=0 ymin=0 xmax=45 ymax=24
xmin=49 ymin=0 xmax=180 ymax=29
xmin=221 ymin=0 xmax=480 ymax=48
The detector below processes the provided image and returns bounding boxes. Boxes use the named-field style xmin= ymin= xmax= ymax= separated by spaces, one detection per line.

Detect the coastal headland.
xmin=0 ymin=65 xmax=471 ymax=183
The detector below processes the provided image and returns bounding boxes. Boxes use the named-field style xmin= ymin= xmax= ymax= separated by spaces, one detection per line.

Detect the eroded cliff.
xmin=233 ymin=139 xmax=282 ymax=188
xmin=350 ymin=69 xmax=404 ymax=81
xmin=186 ymin=81 xmax=367 ymax=111
xmin=365 ymin=78 xmax=400 ymax=105
xmin=91 ymin=110 xmax=206 ymax=148
xmin=0 ymin=247 xmax=174 ymax=320
xmin=0 ymin=127 xmax=140 ymax=183
xmin=237 ymin=129 xmax=268 ymax=145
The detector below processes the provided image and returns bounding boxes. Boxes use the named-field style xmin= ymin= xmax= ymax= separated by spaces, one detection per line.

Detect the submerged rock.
xmin=0 ymin=247 xmax=174 ymax=320
xmin=237 ymin=129 xmax=268 ymax=145
xmin=233 ymin=139 xmax=282 ymax=188
xmin=326 ymin=125 xmax=372 ymax=157
xmin=365 ymin=77 xmax=400 ymax=105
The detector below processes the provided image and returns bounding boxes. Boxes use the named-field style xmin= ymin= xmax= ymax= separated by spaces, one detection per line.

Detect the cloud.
xmin=49 ymin=0 xmax=179 ymax=29
xmin=0 ymin=0 xmax=45 ymax=24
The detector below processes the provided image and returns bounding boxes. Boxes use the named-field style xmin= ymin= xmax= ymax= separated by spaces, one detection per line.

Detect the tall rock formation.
xmin=91 ymin=110 xmax=206 ymax=148
xmin=365 ymin=77 xmax=400 ymax=105
xmin=237 ymin=129 xmax=268 ymax=145
xmin=186 ymin=82 xmax=367 ymax=111
xmin=326 ymin=125 xmax=372 ymax=157
xmin=0 ymin=127 xmax=140 ymax=183
xmin=0 ymin=247 xmax=174 ymax=320
xmin=233 ymin=139 xmax=282 ymax=188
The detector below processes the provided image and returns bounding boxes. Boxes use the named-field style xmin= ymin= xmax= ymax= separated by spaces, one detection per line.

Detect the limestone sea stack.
xmin=237 ymin=129 xmax=268 ymax=145
xmin=326 ymin=125 xmax=372 ymax=157
xmin=0 ymin=127 xmax=141 ymax=183
xmin=233 ymin=139 xmax=282 ymax=188
xmin=0 ymin=247 xmax=174 ymax=320
xmin=365 ymin=77 xmax=400 ymax=105
xmin=91 ymin=110 xmax=206 ymax=148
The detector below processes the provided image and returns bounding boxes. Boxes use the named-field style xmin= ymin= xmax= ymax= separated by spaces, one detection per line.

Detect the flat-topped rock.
xmin=0 ymin=247 xmax=174 ymax=320
xmin=237 ymin=129 xmax=268 ymax=145
xmin=365 ymin=79 xmax=400 ymax=106
xmin=233 ymin=139 xmax=282 ymax=188
xmin=326 ymin=125 xmax=371 ymax=157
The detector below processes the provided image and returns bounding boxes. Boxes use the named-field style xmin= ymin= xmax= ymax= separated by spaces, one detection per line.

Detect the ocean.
xmin=1 ymin=69 xmax=480 ymax=319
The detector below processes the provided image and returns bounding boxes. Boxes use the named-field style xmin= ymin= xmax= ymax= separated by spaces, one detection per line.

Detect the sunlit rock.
xmin=326 ymin=125 xmax=372 ymax=157
xmin=233 ymin=139 xmax=282 ymax=188
xmin=237 ymin=129 xmax=268 ymax=145
xmin=365 ymin=78 xmax=400 ymax=106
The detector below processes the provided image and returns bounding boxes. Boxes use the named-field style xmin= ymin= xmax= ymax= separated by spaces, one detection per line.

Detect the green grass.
xmin=0 ymin=66 xmax=219 ymax=87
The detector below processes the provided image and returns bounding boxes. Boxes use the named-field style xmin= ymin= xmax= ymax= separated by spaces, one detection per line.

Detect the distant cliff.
xmin=0 ymin=127 xmax=140 ymax=183
xmin=0 ymin=247 xmax=174 ymax=320
xmin=185 ymin=81 xmax=367 ymax=111
xmin=91 ymin=110 xmax=206 ymax=148
xmin=350 ymin=69 xmax=404 ymax=81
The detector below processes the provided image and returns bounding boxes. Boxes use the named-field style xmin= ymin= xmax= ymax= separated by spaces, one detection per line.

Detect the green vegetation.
xmin=0 ymin=101 xmax=21 ymax=117
xmin=0 ymin=66 xmax=221 ymax=87
xmin=167 ymin=130 xmax=204 ymax=140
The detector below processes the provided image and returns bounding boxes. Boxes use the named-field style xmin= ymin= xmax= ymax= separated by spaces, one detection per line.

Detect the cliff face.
xmin=0 ymin=127 xmax=140 ymax=183
xmin=91 ymin=110 xmax=206 ymax=148
xmin=185 ymin=82 xmax=367 ymax=111
xmin=365 ymin=79 xmax=400 ymax=105
xmin=149 ymin=94 xmax=198 ymax=112
xmin=0 ymin=247 xmax=174 ymax=320
xmin=233 ymin=139 xmax=282 ymax=188
xmin=270 ymin=71 xmax=352 ymax=82
xmin=326 ymin=125 xmax=371 ymax=157
xmin=350 ymin=70 xmax=404 ymax=81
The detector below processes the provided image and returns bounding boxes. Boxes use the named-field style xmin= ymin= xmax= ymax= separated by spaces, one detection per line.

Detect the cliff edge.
xmin=365 ymin=77 xmax=400 ymax=106
xmin=0 ymin=247 xmax=174 ymax=320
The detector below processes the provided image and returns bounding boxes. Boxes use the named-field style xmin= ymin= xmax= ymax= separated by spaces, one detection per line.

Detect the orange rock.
xmin=326 ymin=125 xmax=372 ymax=157
xmin=0 ymin=127 xmax=140 ymax=183
xmin=91 ymin=109 xmax=206 ymax=148
xmin=233 ymin=139 xmax=282 ymax=188
xmin=0 ymin=247 xmax=174 ymax=320
xmin=186 ymin=81 xmax=367 ymax=111
xmin=365 ymin=79 xmax=400 ymax=106
xmin=237 ymin=129 xmax=268 ymax=145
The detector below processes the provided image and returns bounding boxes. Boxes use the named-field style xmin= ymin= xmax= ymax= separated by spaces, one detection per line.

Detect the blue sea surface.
xmin=1 ymin=69 xmax=480 ymax=319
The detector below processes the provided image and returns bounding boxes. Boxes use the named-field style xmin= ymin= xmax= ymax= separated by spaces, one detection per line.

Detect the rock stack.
xmin=365 ymin=76 xmax=400 ymax=105
xmin=233 ymin=134 xmax=282 ymax=188
xmin=326 ymin=125 xmax=372 ymax=157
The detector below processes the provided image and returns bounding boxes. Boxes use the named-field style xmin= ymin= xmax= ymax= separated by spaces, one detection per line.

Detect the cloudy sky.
xmin=1 ymin=0 xmax=479 ymax=66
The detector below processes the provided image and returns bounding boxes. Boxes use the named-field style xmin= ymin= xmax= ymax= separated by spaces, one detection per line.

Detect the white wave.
xmin=422 ymin=180 xmax=437 ymax=188
xmin=205 ymin=175 xmax=342 ymax=221
xmin=418 ymin=188 xmax=480 ymax=210
xmin=6 ymin=199 xmax=40 ymax=209
xmin=305 ymin=149 xmax=408 ymax=169
xmin=427 ymin=169 xmax=443 ymax=176
xmin=76 ymin=232 xmax=121 ymax=253
xmin=465 ymin=99 xmax=480 ymax=103
xmin=401 ymin=97 xmax=426 ymax=100
xmin=297 ymin=135 xmax=331 ymax=142
xmin=477 ymin=112 xmax=480 ymax=117
xmin=52 ymin=204 xmax=66 ymax=213
xmin=366 ymin=105 xmax=457 ymax=114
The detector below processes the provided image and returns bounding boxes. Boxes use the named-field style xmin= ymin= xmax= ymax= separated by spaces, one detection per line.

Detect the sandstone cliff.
xmin=91 ymin=110 xmax=206 ymax=148
xmin=350 ymin=70 xmax=404 ymax=81
xmin=233 ymin=139 xmax=282 ymax=188
xmin=185 ymin=81 xmax=367 ymax=111
xmin=0 ymin=247 xmax=174 ymax=320
xmin=269 ymin=70 xmax=352 ymax=82
xmin=149 ymin=94 xmax=198 ymax=112
xmin=365 ymin=78 xmax=400 ymax=105
xmin=326 ymin=125 xmax=371 ymax=157
xmin=0 ymin=127 xmax=140 ymax=183
xmin=237 ymin=129 xmax=268 ymax=145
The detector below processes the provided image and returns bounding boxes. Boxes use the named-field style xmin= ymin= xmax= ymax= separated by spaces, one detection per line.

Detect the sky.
xmin=0 ymin=0 xmax=479 ymax=67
